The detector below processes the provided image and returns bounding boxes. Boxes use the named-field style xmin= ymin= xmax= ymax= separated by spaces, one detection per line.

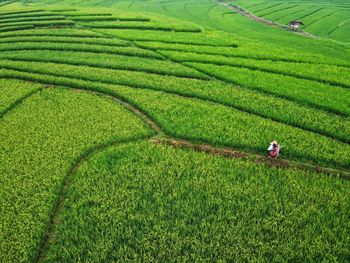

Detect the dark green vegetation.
xmin=0 ymin=0 xmax=349 ymax=262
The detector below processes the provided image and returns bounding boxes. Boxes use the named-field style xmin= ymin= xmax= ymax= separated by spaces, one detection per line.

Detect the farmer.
xmin=267 ymin=141 xmax=280 ymax=159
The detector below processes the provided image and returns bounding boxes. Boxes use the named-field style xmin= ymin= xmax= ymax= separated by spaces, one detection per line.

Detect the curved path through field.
xmin=216 ymin=0 xmax=320 ymax=39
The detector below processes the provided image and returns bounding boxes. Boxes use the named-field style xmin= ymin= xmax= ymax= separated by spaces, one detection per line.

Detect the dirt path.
xmin=151 ymin=137 xmax=350 ymax=180
xmin=216 ymin=1 xmax=320 ymax=39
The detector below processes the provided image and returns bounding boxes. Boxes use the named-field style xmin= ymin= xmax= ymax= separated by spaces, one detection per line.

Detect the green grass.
xmin=112 ymin=86 xmax=350 ymax=169
xmin=235 ymin=0 xmax=350 ymax=43
xmin=0 ymin=15 xmax=66 ymax=25
xmin=157 ymin=49 xmax=350 ymax=87
xmin=0 ymin=35 xmax=130 ymax=46
xmin=1 ymin=60 xmax=349 ymax=144
xmin=43 ymin=141 xmax=350 ymax=262
xmin=136 ymin=39 xmax=350 ymax=66
xmin=0 ymin=41 xmax=162 ymax=58
xmin=186 ymin=62 xmax=350 ymax=116
xmin=0 ymin=19 xmax=75 ymax=28
xmin=0 ymin=50 xmax=208 ymax=79
xmin=0 ymin=86 xmax=152 ymax=263
xmin=3 ymin=55 xmax=335 ymax=168
xmin=96 ymin=29 xmax=237 ymax=46
xmin=1 ymin=0 xmax=349 ymax=261
xmin=0 ymin=28 xmax=106 ymax=38
xmin=0 ymin=78 xmax=42 ymax=113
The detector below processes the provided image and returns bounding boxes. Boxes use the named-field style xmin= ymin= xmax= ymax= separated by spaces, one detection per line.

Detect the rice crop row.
xmin=185 ymin=62 xmax=350 ymax=116
xmin=0 ymin=11 xmax=62 ymax=20
xmin=112 ymin=86 xmax=350 ymax=169
xmin=0 ymin=16 xmax=66 ymax=25
xmin=329 ymin=21 xmax=350 ymax=43
xmin=67 ymin=16 xmax=120 ymax=22
xmin=68 ymin=16 xmax=150 ymax=22
xmin=135 ymin=39 xmax=350 ymax=67
xmin=0 ymin=28 xmax=106 ymax=38
xmin=0 ymin=85 xmax=152 ymax=263
xmin=79 ymin=21 xmax=202 ymax=32
xmin=42 ymin=141 xmax=350 ymax=262
xmin=136 ymin=40 xmax=239 ymax=54
xmin=0 ymin=20 xmax=75 ymax=29
xmin=0 ymin=35 xmax=131 ymax=46
xmin=57 ymin=11 xmax=112 ymax=16
xmin=48 ymin=8 xmax=77 ymax=12
xmin=0 ymin=78 xmax=42 ymax=114
xmin=0 ymin=9 xmax=45 ymax=16
xmin=95 ymin=29 xmax=236 ymax=46
xmin=0 ymin=25 xmax=34 ymax=33
xmin=1 ymin=60 xmax=349 ymax=143
xmin=0 ymin=0 xmax=15 ymax=7
xmin=0 ymin=50 xmax=208 ymax=79
xmin=0 ymin=66 xmax=349 ymax=169
xmin=0 ymin=42 xmax=162 ymax=59
xmin=259 ymin=4 xmax=299 ymax=18
xmin=158 ymin=50 xmax=350 ymax=88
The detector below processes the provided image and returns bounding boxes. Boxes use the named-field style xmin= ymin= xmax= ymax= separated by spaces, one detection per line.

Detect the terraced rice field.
xmin=235 ymin=0 xmax=350 ymax=42
xmin=1 ymin=0 xmax=349 ymax=262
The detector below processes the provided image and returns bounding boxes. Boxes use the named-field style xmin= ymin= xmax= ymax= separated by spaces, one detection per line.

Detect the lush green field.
xmin=234 ymin=0 xmax=350 ymax=43
xmin=0 ymin=0 xmax=349 ymax=262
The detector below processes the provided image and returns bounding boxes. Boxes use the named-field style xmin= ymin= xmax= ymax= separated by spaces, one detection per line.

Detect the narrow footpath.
xmin=216 ymin=1 xmax=320 ymax=39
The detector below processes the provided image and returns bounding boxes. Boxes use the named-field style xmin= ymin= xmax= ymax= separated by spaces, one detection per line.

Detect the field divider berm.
xmin=151 ymin=137 xmax=350 ymax=180
xmin=155 ymin=46 xmax=350 ymax=68
xmin=94 ymin=35 xmax=350 ymax=117
xmin=84 ymin=27 xmax=215 ymax=80
xmin=0 ymin=87 xmax=42 ymax=118
xmin=0 ymin=45 xmax=163 ymax=59
xmin=179 ymin=58 xmax=350 ymax=89
xmin=0 ymin=72 xmax=348 ymax=179
xmin=181 ymin=62 xmax=350 ymax=118
xmin=0 ymin=56 xmax=209 ymax=80
xmin=0 ymin=64 xmax=348 ymax=144
xmin=35 ymin=136 xmax=154 ymax=263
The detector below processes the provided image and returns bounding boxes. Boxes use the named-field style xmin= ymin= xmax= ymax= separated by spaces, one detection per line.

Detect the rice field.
xmin=234 ymin=0 xmax=350 ymax=43
xmin=0 ymin=0 xmax=349 ymax=262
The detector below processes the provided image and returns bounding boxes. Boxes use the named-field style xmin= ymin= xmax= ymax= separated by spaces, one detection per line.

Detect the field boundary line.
xmin=216 ymin=1 xmax=320 ymax=39
xmin=0 ymin=57 xmax=209 ymax=80
xmin=1 ymin=75 xmax=348 ymax=177
xmin=0 ymin=38 xmax=130 ymax=46
xmin=1 ymin=67 xmax=348 ymax=144
xmin=259 ymin=4 xmax=299 ymax=18
xmin=0 ymin=87 xmax=42 ymax=118
xmin=303 ymin=11 xmax=341 ymax=30
xmin=155 ymin=47 xmax=350 ymax=68
xmin=85 ymin=28 xmax=214 ymax=80
xmin=252 ymin=3 xmax=282 ymax=14
xmin=181 ymin=62 xmax=350 ymax=118
xmin=35 ymin=136 xmax=152 ymax=263
xmin=0 ymin=46 xmax=163 ymax=60
xmin=0 ymin=33 xmax=110 ymax=38
xmin=134 ymin=39 xmax=238 ymax=48
xmin=327 ymin=18 xmax=350 ymax=36
xmin=181 ymin=58 xmax=350 ymax=89
xmin=152 ymin=137 xmax=350 ymax=180
xmin=0 ymin=0 xmax=16 ymax=8
xmin=297 ymin=7 xmax=326 ymax=20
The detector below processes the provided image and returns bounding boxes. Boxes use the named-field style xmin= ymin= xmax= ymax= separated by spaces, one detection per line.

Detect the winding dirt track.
xmin=151 ymin=137 xmax=350 ymax=180
xmin=216 ymin=1 xmax=320 ymax=39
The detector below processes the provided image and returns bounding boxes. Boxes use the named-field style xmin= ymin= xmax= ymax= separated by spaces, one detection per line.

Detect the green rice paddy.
xmin=0 ymin=0 xmax=349 ymax=262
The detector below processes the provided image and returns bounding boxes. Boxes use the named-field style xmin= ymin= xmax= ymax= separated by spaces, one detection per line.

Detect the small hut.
xmin=288 ymin=20 xmax=304 ymax=31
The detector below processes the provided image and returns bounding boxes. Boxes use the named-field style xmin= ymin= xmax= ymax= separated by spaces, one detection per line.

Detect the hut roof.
xmin=289 ymin=20 xmax=304 ymax=25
